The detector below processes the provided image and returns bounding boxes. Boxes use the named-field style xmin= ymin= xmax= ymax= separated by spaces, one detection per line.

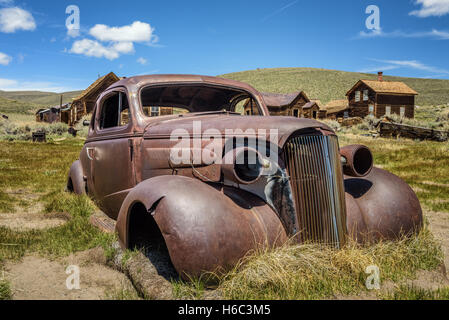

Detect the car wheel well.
xmin=66 ymin=177 xmax=74 ymax=193
xmin=127 ymin=201 xmax=178 ymax=279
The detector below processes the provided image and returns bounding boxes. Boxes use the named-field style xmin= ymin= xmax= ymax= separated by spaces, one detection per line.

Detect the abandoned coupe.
xmin=67 ymin=75 xmax=423 ymax=277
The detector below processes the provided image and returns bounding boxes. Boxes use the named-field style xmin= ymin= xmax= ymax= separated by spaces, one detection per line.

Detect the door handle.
xmin=87 ymin=147 xmax=95 ymax=161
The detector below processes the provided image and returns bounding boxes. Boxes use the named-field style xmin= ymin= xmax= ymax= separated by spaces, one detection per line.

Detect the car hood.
xmin=143 ymin=113 xmax=334 ymax=146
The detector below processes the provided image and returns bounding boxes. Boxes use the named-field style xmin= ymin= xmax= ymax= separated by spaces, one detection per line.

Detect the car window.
xmin=100 ymin=92 xmax=130 ymax=129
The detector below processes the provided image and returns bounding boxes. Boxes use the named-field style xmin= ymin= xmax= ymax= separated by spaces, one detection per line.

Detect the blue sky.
xmin=0 ymin=0 xmax=448 ymax=92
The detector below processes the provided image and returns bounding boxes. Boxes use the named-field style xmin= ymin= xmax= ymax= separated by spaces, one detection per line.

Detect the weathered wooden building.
xmin=68 ymin=72 xmax=121 ymax=126
xmin=244 ymin=91 xmax=320 ymax=118
xmin=322 ymin=99 xmax=349 ymax=120
xmin=346 ymin=72 xmax=418 ymax=119
xmin=35 ymin=72 xmax=121 ymax=126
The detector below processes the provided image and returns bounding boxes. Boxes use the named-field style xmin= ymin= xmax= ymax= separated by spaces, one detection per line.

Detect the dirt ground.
xmin=4 ymin=248 xmax=136 ymax=300
xmin=1 ymin=191 xmax=449 ymax=300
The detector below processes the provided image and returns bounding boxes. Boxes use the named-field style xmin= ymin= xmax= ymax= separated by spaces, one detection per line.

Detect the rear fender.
xmin=116 ymin=175 xmax=288 ymax=277
xmin=67 ymin=160 xmax=86 ymax=195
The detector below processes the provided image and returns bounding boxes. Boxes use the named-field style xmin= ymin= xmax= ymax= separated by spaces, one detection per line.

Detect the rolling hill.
xmin=1 ymin=68 xmax=449 ymax=115
xmin=221 ymin=68 xmax=449 ymax=106
xmin=0 ymin=90 xmax=82 ymax=108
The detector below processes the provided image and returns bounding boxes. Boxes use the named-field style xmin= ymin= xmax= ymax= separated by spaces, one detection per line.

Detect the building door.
xmin=293 ymin=109 xmax=299 ymax=118
xmin=313 ymin=111 xmax=317 ymax=119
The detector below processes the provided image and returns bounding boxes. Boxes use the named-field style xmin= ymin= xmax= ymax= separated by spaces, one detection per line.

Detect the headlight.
xmin=222 ymin=147 xmax=265 ymax=184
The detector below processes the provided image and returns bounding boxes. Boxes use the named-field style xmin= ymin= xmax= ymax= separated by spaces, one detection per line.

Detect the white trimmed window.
xmin=363 ymin=90 xmax=369 ymax=101
xmin=151 ymin=106 xmax=160 ymax=117
xmin=369 ymin=105 xmax=374 ymax=114
xmin=385 ymin=106 xmax=391 ymax=116
xmin=400 ymin=107 xmax=405 ymax=118
xmin=355 ymin=91 xmax=361 ymax=102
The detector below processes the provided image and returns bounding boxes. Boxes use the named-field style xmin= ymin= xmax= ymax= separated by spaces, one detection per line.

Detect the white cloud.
xmin=70 ymin=39 xmax=120 ymax=60
xmin=112 ymin=41 xmax=134 ymax=54
xmin=0 ymin=52 xmax=12 ymax=65
xmin=357 ymin=28 xmax=449 ymax=40
xmin=89 ymin=21 xmax=156 ymax=43
xmin=69 ymin=21 xmax=158 ymax=60
xmin=410 ymin=0 xmax=449 ymax=17
xmin=369 ymin=59 xmax=449 ymax=75
xmin=357 ymin=65 xmax=399 ymax=73
xmin=0 ymin=78 xmax=17 ymax=87
xmin=137 ymin=57 xmax=147 ymax=65
xmin=0 ymin=7 xmax=36 ymax=33
xmin=0 ymin=78 xmax=77 ymax=92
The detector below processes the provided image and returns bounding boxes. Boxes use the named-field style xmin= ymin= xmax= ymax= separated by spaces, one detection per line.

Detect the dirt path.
xmin=4 ymin=248 xmax=137 ymax=300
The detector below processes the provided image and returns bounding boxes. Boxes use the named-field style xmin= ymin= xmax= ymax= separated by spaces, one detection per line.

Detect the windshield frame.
xmin=138 ymin=82 xmax=265 ymax=117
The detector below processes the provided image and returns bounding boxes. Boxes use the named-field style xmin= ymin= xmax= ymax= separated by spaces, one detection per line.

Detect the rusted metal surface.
xmin=67 ymin=74 xmax=423 ymax=277
xmin=340 ymin=145 xmax=373 ymax=177
xmin=283 ymin=135 xmax=347 ymax=247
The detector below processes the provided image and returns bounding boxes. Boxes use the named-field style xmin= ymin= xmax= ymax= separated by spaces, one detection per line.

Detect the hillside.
xmin=221 ymin=68 xmax=449 ymax=106
xmin=0 ymin=96 xmax=40 ymax=115
xmin=0 ymin=90 xmax=82 ymax=109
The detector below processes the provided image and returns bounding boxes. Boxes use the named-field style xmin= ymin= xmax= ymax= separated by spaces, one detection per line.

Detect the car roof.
xmin=108 ymin=74 xmax=260 ymax=93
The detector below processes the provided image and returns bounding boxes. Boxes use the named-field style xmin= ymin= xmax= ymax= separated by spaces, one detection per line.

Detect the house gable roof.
xmin=346 ymin=80 xmax=418 ymax=96
xmin=73 ymin=72 xmax=120 ymax=102
xmin=322 ymin=99 xmax=349 ymax=114
xmin=260 ymin=91 xmax=309 ymax=108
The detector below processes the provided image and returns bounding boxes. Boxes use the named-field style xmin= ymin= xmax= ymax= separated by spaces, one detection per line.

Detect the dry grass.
xmin=215 ymin=227 xmax=442 ymax=300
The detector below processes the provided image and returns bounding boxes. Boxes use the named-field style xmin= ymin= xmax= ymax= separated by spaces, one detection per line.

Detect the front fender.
xmin=116 ymin=175 xmax=288 ymax=277
xmin=345 ymin=167 xmax=423 ymax=242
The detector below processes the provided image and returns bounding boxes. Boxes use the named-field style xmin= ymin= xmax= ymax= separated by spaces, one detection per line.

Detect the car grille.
xmin=283 ymin=135 xmax=347 ymax=248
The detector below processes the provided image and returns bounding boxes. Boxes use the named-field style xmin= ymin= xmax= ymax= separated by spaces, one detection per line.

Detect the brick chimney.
xmin=378 ymin=71 xmax=383 ymax=82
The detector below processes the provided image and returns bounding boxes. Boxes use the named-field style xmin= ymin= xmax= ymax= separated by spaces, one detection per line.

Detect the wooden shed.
xmin=243 ymin=91 xmax=318 ymax=118
xmin=346 ymin=72 xmax=418 ymax=119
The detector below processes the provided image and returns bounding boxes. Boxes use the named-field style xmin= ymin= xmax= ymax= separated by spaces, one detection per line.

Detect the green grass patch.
xmin=0 ymin=192 xmax=115 ymax=263
xmin=0 ymin=278 xmax=12 ymax=300
xmin=381 ymin=285 xmax=449 ymax=300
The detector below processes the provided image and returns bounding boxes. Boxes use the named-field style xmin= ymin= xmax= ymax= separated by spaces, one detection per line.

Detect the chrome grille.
xmin=283 ymin=135 xmax=347 ymax=247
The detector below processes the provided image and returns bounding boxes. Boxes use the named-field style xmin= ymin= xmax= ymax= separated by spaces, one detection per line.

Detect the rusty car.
xmin=67 ymin=74 xmax=423 ymax=278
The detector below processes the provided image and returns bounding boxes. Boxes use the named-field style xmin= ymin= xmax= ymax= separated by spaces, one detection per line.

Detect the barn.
xmin=346 ymin=72 xmax=418 ymax=119
xmin=243 ymin=91 xmax=320 ymax=119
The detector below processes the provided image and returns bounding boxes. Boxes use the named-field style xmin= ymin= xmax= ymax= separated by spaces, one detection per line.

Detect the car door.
xmin=86 ymin=89 xmax=138 ymax=219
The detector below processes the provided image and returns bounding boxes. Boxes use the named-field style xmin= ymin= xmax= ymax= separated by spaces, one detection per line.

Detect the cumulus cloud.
xmin=69 ymin=21 xmax=158 ymax=60
xmin=89 ymin=21 xmax=156 ymax=43
xmin=0 ymin=7 xmax=36 ymax=33
xmin=410 ymin=0 xmax=449 ymax=17
xmin=137 ymin=57 xmax=147 ymax=65
xmin=0 ymin=78 xmax=17 ymax=87
xmin=0 ymin=52 xmax=12 ymax=65
xmin=70 ymin=39 xmax=120 ymax=60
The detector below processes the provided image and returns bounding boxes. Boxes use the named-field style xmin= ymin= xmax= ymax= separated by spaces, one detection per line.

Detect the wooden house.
xmin=346 ymin=72 xmax=418 ymax=119
xmin=243 ymin=91 xmax=320 ymax=118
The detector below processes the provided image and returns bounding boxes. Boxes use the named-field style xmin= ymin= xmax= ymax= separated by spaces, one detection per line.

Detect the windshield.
xmin=140 ymin=84 xmax=262 ymax=117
